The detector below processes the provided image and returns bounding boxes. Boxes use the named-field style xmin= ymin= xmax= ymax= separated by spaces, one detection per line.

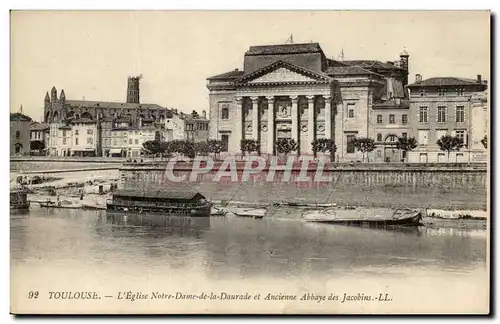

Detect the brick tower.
xmin=126 ymin=75 xmax=141 ymax=104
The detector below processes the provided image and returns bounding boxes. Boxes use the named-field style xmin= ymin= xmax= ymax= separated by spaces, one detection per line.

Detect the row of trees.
xmin=142 ymin=139 xmax=224 ymax=159
xmin=143 ymin=134 xmax=488 ymax=161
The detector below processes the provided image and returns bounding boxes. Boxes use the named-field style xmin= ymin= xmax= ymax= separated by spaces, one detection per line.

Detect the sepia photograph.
xmin=9 ymin=9 xmax=490 ymax=315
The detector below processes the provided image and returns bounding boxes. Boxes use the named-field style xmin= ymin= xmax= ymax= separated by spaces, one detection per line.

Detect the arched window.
xmin=385 ymin=134 xmax=398 ymax=143
xmin=15 ymin=131 xmax=20 ymax=139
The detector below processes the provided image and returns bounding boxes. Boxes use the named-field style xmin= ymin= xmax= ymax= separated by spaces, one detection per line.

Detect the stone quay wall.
xmin=118 ymin=162 xmax=488 ymax=210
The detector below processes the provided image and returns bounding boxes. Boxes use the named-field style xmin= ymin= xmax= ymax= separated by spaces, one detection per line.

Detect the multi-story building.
xmin=207 ymin=42 xmax=410 ymax=161
xmin=407 ymin=74 xmax=488 ymax=163
xmin=165 ymin=109 xmax=209 ymax=142
xmin=371 ymin=98 xmax=411 ymax=162
xmin=29 ymin=122 xmax=50 ymax=154
xmin=185 ymin=111 xmax=209 ymax=143
xmin=71 ymin=119 xmax=98 ymax=157
xmin=48 ymin=123 xmax=72 ymax=156
xmin=10 ymin=112 xmax=32 ymax=156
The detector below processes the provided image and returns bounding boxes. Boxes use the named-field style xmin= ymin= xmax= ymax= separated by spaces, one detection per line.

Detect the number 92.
xmin=28 ymin=291 xmax=39 ymax=299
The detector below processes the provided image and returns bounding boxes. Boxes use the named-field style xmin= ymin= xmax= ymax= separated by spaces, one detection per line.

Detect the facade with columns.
xmin=207 ymin=42 xmax=410 ymax=161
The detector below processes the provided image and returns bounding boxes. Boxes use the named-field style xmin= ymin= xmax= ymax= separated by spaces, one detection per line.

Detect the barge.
xmin=106 ymin=188 xmax=212 ymax=217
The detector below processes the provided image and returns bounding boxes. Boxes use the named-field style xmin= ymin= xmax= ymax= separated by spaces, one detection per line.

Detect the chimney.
xmin=415 ymin=74 xmax=422 ymax=83
xmin=477 ymin=74 xmax=482 ymax=83
xmin=202 ymin=110 xmax=207 ymax=119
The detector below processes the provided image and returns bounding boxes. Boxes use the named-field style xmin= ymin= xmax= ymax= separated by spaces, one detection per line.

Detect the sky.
xmin=10 ymin=10 xmax=490 ymax=122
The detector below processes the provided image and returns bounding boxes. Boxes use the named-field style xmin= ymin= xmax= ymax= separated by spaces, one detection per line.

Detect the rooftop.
xmin=66 ymin=100 xmax=165 ymax=110
xmin=407 ymin=77 xmax=488 ymax=88
xmin=113 ymin=188 xmax=206 ymax=200
xmin=326 ymin=65 xmax=384 ymax=77
xmin=245 ymin=43 xmax=323 ymax=56
xmin=30 ymin=122 xmax=50 ymax=131
xmin=10 ymin=113 xmax=32 ymax=122
xmin=207 ymin=69 xmax=245 ymax=81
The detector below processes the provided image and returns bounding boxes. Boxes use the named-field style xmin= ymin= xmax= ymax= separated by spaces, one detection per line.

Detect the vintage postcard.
xmin=9 ymin=10 xmax=490 ymax=315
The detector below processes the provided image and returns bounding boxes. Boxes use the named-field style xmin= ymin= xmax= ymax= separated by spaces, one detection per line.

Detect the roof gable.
xmin=10 ymin=113 xmax=32 ymax=122
xmin=245 ymin=43 xmax=323 ymax=56
xmin=236 ymin=60 xmax=332 ymax=85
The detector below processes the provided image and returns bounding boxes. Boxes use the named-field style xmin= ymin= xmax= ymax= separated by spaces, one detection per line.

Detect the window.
xmin=221 ymin=107 xmax=229 ymax=120
xmin=63 ymin=138 xmax=67 ymax=145
xmin=437 ymin=106 xmax=447 ymax=123
xmin=376 ymin=150 xmax=382 ymax=159
xmin=457 ymin=88 xmax=465 ymax=96
xmin=389 ymin=115 xmax=395 ymax=124
xmin=87 ymin=137 xmax=93 ymax=145
xmin=134 ymin=139 xmax=139 ymax=144
xmin=454 ymin=130 xmax=466 ymax=146
xmin=15 ymin=131 xmax=20 ymax=139
xmin=377 ymin=115 xmax=382 ymax=124
xmin=75 ymin=130 xmax=79 ymax=135
xmin=377 ymin=134 xmax=382 ymax=142
xmin=129 ymin=139 xmax=132 ymax=144
xmin=87 ymin=129 xmax=93 ymax=135
xmin=75 ymin=138 xmax=78 ymax=145
xmin=63 ymin=130 xmax=67 ymax=137
xmin=347 ymin=103 xmax=355 ymax=118
xmin=402 ymin=133 xmax=407 ymax=139
xmin=456 ymin=106 xmax=465 ymax=123
xmin=346 ymin=134 xmax=356 ymax=154
xmin=418 ymin=130 xmax=429 ymax=145
xmin=420 ymin=89 xmax=427 ymax=97
xmin=402 ymin=114 xmax=408 ymax=125
xmin=221 ymin=134 xmax=229 ymax=152
xmin=419 ymin=106 xmax=428 ymax=123
xmin=438 ymin=88 xmax=447 ymax=96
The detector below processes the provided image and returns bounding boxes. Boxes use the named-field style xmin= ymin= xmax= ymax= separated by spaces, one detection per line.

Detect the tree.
xmin=352 ymin=137 xmax=376 ymax=162
xmin=275 ymin=138 xmax=298 ymax=157
xmin=142 ymin=140 xmax=164 ymax=157
xmin=240 ymin=139 xmax=260 ymax=156
xmin=194 ymin=141 xmax=210 ymax=157
xmin=395 ymin=137 xmax=418 ymax=162
xmin=207 ymin=139 xmax=223 ymax=160
xmin=311 ymin=138 xmax=337 ymax=162
xmin=30 ymin=140 xmax=45 ymax=153
xmin=436 ymin=135 xmax=464 ymax=162
xmin=481 ymin=135 xmax=487 ymax=149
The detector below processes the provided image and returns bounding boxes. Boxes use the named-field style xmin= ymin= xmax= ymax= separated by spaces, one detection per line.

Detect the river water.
xmin=10 ymin=206 xmax=489 ymax=314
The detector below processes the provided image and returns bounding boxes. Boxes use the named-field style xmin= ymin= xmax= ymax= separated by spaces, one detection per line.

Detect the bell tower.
xmin=126 ymin=75 xmax=141 ymax=104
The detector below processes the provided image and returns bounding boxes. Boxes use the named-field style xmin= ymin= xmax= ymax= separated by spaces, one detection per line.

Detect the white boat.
xmin=301 ymin=206 xmax=423 ymax=227
xmin=211 ymin=206 xmax=227 ymax=216
xmin=231 ymin=208 xmax=267 ymax=219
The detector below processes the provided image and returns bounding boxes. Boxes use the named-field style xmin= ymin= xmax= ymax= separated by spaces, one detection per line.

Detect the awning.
xmin=109 ymin=148 xmax=123 ymax=154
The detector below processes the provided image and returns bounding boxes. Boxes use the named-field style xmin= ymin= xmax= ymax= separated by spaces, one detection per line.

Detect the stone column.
xmin=235 ymin=97 xmax=244 ymax=153
xmin=307 ymin=95 xmax=316 ymax=153
xmin=324 ymin=96 xmax=332 ymax=139
xmin=251 ymin=96 xmax=259 ymax=141
xmin=291 ymin=95 xmax=299 ymax=151
xmin=266 ymin=96 xmax=275 ymax=155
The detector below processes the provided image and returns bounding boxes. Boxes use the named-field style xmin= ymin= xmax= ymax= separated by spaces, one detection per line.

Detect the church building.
xmin=207 ymin=42 xmax=410 ymax=161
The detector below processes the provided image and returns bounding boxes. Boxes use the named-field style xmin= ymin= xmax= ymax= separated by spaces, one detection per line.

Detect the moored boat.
xmin=302 ymin=207 xmax=423 ymax=227
xmin=106 ymin=188 xmax=212 ymax=217
xmin=231 ymin=208 xmax=267 ymax=219
xmin=10 ymin=189 xmax=30 ymax=210
xmin=285 ymin=201 xmax=337 ymax=208
xmin=211 ymin=206 xmax=227 ymax=216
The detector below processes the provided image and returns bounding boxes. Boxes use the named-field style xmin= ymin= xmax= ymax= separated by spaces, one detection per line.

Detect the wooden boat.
xmin=106 ymin=189 xmax=212 ymax=217
xmin=302 ymin=207 xmax=423 ymax=227
xmin=285 ymin=201 xmax=337 ymax=208
xmin=231 ymin=208 xmax=267 ymax=219
xmin=10 ymin=189 xmax=30 ymax=210
xmin=39 ymin=200 xmax=83 ymax=209
xmin=211 ymin=206 xmax=227 ymax=216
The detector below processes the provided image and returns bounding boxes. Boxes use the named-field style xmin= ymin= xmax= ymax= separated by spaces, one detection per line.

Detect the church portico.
xmin=234 ymin=91 xmax=335 ymax=155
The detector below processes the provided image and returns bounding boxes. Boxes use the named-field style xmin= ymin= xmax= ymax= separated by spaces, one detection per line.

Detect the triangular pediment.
xmin=236 ymin=61 xmax=332 ymax=85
